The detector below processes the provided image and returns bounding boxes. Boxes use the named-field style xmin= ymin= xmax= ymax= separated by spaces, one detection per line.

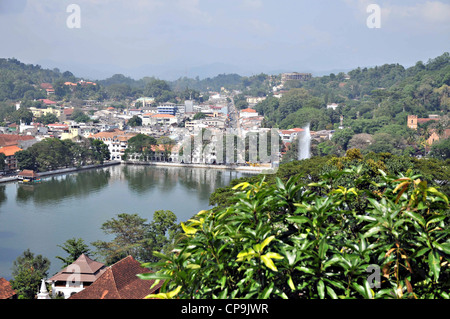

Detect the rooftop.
xmin=48 ymin=254 xmax=106 ymax=283
xmin=0 ymin=145 xmax=22 ymax=157
xmin=69 ymin=255 xmax=162 ymax=299
xmin=0 ymin=277 xmax=16 ymax=299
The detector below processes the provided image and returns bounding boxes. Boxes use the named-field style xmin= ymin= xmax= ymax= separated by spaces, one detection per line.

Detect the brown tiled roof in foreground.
xmin=69 ymin=255 xmax=163 ymax=299
xmin=0 ymin=277 xmax=17 ymax=299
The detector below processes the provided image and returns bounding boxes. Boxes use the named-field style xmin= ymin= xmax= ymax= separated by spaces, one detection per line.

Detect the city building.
xmin=157 ymin=103 xmax=178 ymax=116
xmin=239 ymin=108 xmax=259 ymax=119
xmin=279 ymin=128 xmax=305 ymax=143
xmin=92 ymin=129 xmax=136 ymax=160
xmin=407 ymin=115 xmax=440 ymax=130
xmin=0 ymin=145 xmax=22 ymax=171
xmin=150 ymin=114 xmax=178 ymax=126
xmin=47 ymin=254 xmax=107 ymax=299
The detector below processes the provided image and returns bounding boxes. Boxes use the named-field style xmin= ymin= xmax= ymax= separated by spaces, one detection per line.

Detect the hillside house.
xmin=47 ymin=254 xmax=106 ymax=299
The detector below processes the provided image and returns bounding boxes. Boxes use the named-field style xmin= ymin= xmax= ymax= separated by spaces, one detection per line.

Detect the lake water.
xmin=0 ymin=164 xmax=252 ymax=280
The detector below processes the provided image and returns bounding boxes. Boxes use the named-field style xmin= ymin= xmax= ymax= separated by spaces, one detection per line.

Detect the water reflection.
xmin=16 ymin=169 xmax=111 ymax=205
xmin=0 ymin=164 xmax=254 ymax=280
xmin=121 ymin=165 xmax=248 ymax=201
xmin=12 ymin=165 xmax=250 ymax=207
xmin=0 ymin=185 xmax=6 ymax=208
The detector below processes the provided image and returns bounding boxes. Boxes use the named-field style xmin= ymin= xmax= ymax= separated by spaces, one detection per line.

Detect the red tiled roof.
xmin=69 ymin=256 xmax=163 ymax=299
xmin=0 ymin=145 xmax=22 ymax=157
xmin=38 ymin=99 xmax=57 ymax=105
xmin=0 ymin=277 xmax=17 ymax=299
xmin=151 ymin=114 xmax=175 ymax=118
xmin=417 ymin=118 xmax=439 ymax=124
xmin=0 ymin=134 xmax=35 ymax=147
xmin=18 ymin=170 xmax=39 ymax=178
xmin=240 ymin=108 xmax=257 ymax=113
xmin=40 ymin=83 xmax=53 ymax=89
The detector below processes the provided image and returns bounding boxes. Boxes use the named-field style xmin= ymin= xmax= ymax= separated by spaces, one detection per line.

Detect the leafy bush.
xmin=140 ymin=166 xmax=449 ymax=299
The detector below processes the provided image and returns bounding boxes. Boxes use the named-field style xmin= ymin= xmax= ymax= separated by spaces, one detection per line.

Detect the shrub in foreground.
xmin=140 ymin=166 xmax=449 ymax=299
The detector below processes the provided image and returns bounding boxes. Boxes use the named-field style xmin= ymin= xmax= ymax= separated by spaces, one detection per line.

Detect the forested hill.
xmin=0 ymin=58 xmax=78 ymax=101
xmin=256 ymin=53 xmax=450 ymax=131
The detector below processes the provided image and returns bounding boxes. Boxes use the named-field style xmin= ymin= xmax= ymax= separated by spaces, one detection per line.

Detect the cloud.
xmin=247 ymin=19 xmax=274 ymax=37
xmin=343 ymin=0 xmax=450 ymax=29
xmin=175 ymin=0 xmax=212 ymax=24
xmin=240 ymin=0 xmax=263 ymax=10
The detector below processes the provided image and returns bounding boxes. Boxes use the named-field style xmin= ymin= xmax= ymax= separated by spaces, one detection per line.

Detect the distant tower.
xmin=407 ymin=115 xmax=418 ymax=130
xmin=339 ymin=115 xmax=344 ymax=129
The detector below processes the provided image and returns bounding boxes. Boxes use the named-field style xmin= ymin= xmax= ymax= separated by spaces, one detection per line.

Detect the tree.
xmin=36 ymin=113 xmax=58 ymax=125
xmin=144 ymin=210 xmax=180 ymax=261
xmin=92 ymin=211 xmax=180 ymax=265
xmin=72 ymin=109 xmax=91 ymax=123
xmin=56 ymin=238 xmax=91 ymax=267
xmin=10 ymin=107 xmax=33 ymax=125
xmin=10 ymin=249 xmax=50 ymax=299
xmin=128 ymin=115 xmax=142 ymax=127
xmin=90 ymin=139 xmax=110 ymax=164
xmin=347 ymin=133 xmax=374 ymax=151
xmin=92 ymin=213 xmax=149 ymax=265
xmin=15 ymin=149 xmax=36 ymax=171
xmin=331 ymin=128 xmax=355 ymax=154
xmin=123 ymin=134 xmax=157 ymax=160
xmin=0 ymin=153 xmax=6 ymax=171
xmin=141 ymin=165 xmax=449 ymax=299
xmin=193 ymin=112 xmax=207 ymax=120
xmin=429 ymin=138 xmax=450 ymax=160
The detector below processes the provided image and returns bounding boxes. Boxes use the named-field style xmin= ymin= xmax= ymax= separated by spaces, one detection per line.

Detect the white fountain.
xmin=298 ymin=123 xmax=311 ymax=160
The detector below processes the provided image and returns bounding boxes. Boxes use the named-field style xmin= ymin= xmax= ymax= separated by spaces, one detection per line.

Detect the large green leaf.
xmin=428 ymin=250 xmax=441 ymax=282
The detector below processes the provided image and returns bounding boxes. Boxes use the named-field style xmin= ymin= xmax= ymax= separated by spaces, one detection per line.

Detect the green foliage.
xmin=128 ymin=115 xmax=143 ymax=127
xmin=123 ymin=133 xmax=158 ymax=161
xmin=36 ymin=113 xmax=59 ymax=125
xmin=16 ymin=137 xmax=110 ymax=172
xmin=92 ymin=211 xmax=181 ymax=265
xmin=56 ymin=238 xmax=91 ymax=267
xmin=10 ymin=249 xmax=51 ymax=299
xmin=140 ymin=165 xmax=449 ymax=299
xmin=71 ymin=109 xmax=91 ymax=123
xmin=193 ymin=112 xmax=207 ymax=120
xmin=429 ymin=139 xmax=450 ymax=160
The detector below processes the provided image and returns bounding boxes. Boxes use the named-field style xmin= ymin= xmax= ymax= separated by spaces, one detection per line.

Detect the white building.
xmin=46 ymin=254 xmax=106 ymax=299
xmin=279 ymin=128 xmax=305 ymax=143
xmin=239 ymin=108 xmax=259 ymax=119
xmin=92 ymin=129 xmax=136 ymax=160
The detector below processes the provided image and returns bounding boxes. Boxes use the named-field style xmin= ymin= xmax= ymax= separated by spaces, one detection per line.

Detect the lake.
xmin=0 ymin=164 xmax=253 ymax=280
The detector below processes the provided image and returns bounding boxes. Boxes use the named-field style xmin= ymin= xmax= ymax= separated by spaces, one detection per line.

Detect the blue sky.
xmin=0 ymin=0 xmax=449 ymax=80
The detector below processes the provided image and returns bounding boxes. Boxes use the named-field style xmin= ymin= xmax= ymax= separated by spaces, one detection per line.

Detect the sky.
xmin=0 ymin=0 xmax=449 ymax=80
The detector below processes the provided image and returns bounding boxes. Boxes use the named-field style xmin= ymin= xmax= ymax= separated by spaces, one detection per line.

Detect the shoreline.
xmin=0 ymin=160 xmax=271 ymax=184
xmin=121 ymin=160 xmax=274 ymax=174
xmin=0 ymin=161 xmax=121 ymax=184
